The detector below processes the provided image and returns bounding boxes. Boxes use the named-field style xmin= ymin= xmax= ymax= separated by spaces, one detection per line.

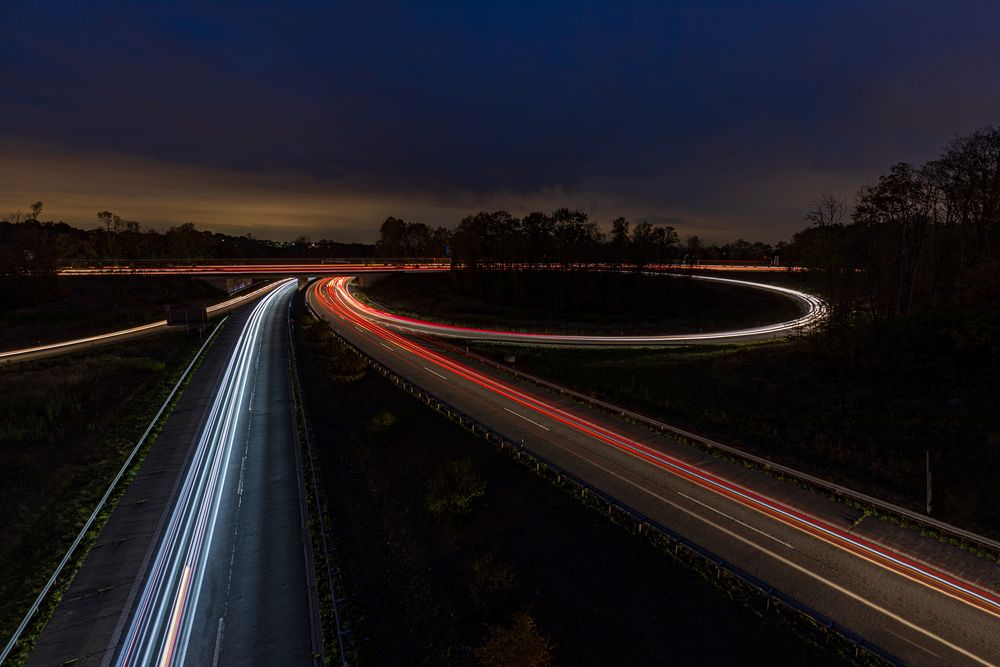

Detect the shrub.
xmin=426 ymin=458 xmax=486 ymax=517
xmin=475 ymin=612 xmax=554 ymax=667
xmin=368 ymin=410 xmax=398 ymax=436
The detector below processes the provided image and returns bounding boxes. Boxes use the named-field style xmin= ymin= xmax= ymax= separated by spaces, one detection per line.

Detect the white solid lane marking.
xmin=354 ymin=325 xmax=365 ymax=333
xmin=380 ymin=343 xmax=394 ymax=351
xmin=677 ymin=491 xmax=795 ymax=550
xmin=423 ymin=366 xmax=448 ymax=381
xmin=504 ymin=407 xmax=551 ymax=431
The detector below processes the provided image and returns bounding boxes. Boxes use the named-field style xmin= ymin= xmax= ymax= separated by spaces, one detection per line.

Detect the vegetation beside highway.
xmin=0 ymin=330 xmax=209 ymax=659
xmin=362 ymin=270 xmax=801 ymax=336
xmin=294 ymin=306 xmax=845 ymax=666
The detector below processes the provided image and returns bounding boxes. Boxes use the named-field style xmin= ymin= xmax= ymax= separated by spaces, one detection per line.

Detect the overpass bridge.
xmin=54 ymin=259 xmax=796 ymax=278
xmin=56 ymin=259 xmax=451 ymax=278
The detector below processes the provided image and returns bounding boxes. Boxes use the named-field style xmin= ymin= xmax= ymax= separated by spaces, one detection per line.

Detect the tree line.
xmin=1 ymin=208 xmax=372 ymax=271
xmin=372 ymin=126 xmax=1000 ymax=330
xmin=789 ymin=127 xmax=1000 ymax=326
xmin=0 ymin=209 xmax=372 ymax=307
xmin=7 ymin=125 xmax=997 ymax=323
xmin=376 ymin=208 xmax=780 ymax=269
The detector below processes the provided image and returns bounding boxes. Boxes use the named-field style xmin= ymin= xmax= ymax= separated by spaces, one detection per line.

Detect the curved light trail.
xmin=0 ymin=281 xmax=283 ymax=365
xmin=115 ymin=279 xmax=296 ymax=667
xmin=333 ymin=273 xmax=828 ymax=345
xmin=3 ymin=266 xmax=814 ymax=364
xmin=312 ymin=275 xmax=1000 ymax=625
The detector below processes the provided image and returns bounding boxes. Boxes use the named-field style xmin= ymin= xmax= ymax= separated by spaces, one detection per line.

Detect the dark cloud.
xmin=2 ymin=0 xmax=999 ymax=241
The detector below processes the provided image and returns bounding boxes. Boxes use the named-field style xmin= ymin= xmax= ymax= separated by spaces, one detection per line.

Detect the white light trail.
xmin=0 ymin=281 xmax=281 ymax=364
xmin=334 ymin=273 xmax=828 ymax=346
xmin=115 ymin=279 xmax=295 ymax=667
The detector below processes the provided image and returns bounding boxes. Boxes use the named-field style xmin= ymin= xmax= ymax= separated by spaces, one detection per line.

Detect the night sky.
xmin=2 ymin=1 xmax=999 ymax=242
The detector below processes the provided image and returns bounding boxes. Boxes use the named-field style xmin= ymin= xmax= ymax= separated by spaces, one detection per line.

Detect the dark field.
xmin=0 ymin=331 xmax=207 ymax=651
xmin=0 ymin=276 xmax=228 ymax=349
xmin=362 ymin=271 xmax=802 ymax=335
xmin=294 ymin=305 xmax=847 ymax=666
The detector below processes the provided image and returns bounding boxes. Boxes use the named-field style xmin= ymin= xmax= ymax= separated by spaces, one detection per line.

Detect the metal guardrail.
xmin=308 ymin=304 xmax=902 ymax=666
xmin=0 ymin=318 xmax=228 ymax=665
xmin=427 ymin=339 xmax=1000 ymax=557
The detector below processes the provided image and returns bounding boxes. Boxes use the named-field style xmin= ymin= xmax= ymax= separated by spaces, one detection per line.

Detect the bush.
xmin=475 ymin=612 xmax=554 ymax=667
xmin=368 ymin=410 xmax=397 ymax=436
xmin=468 ymin=553 xmax=514 ymax=612
xmin=426 ymin=458 xmax=486 ymax=517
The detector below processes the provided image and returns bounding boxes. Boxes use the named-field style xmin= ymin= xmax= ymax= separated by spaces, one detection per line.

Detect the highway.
xmin=338 ymin=272 xmax=827 ymax=345
xmin=309 ymin=275 xmax=1000 ymax=666
xmin=111 ymin=278 xmax=315 ymax=666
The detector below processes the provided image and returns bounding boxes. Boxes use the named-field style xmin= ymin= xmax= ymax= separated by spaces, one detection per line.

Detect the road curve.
xmin=0 ymin=281 xmax=284 ymax=366
xmin=309 ymin=275 xmax=1000 ymax=666
xmin=334 ymin=273 xmax=828 ymax=345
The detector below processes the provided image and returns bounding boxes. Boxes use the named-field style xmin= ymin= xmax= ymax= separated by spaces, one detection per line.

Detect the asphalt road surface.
xmin=114 ymin=279 xmax=316 ymax=666
xmin=309 ymin=275 xmax=1000 ymax=667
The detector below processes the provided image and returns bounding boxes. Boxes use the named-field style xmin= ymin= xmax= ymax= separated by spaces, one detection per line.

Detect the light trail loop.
xmin=336 ymin=272 xmax=828 ymax=345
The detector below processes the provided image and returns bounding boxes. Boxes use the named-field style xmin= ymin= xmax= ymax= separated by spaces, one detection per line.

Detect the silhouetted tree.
xmin=376 ymin=216 xmax=407 ymax=256
xmin=609 ymin=217 xmax=630 ymax=268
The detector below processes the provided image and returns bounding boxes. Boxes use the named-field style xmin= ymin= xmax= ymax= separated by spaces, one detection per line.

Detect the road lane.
xmin=309 ymin=275 xmax=1000 ymax=666
xmin=114 ymin=279 xmax=315 ymax=666
xmin=184 ymin=283 xmax=315 ymax=665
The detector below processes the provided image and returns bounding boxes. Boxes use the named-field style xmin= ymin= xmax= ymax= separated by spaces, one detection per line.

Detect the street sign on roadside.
xmin=166 ymin=305 xmax=209 ymax=330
